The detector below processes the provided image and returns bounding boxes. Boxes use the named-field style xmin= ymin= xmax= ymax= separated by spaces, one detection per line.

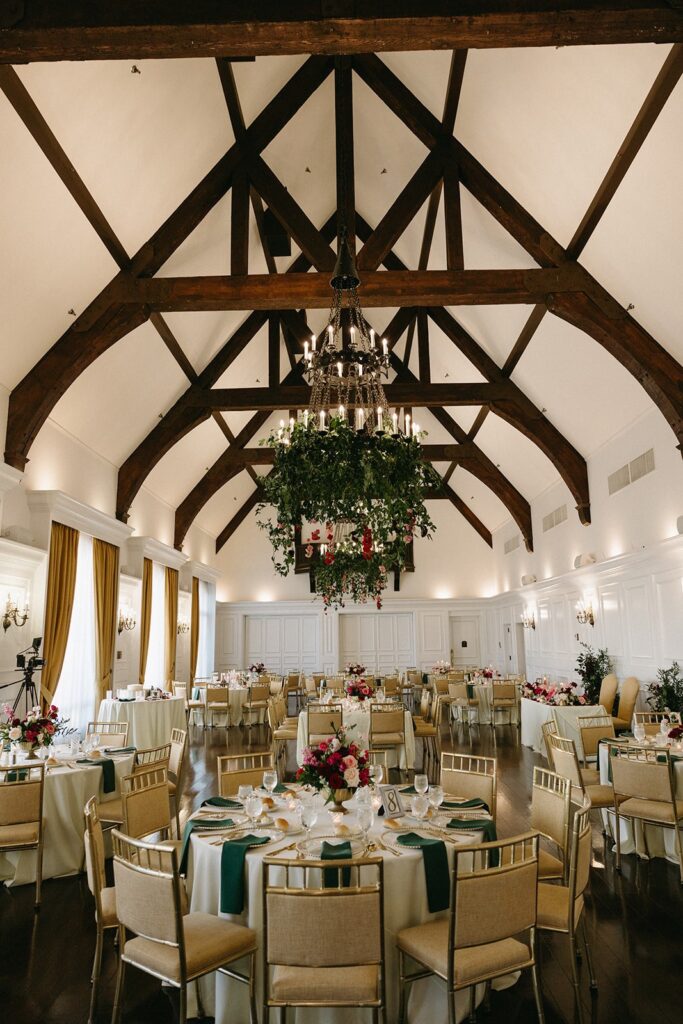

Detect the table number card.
xmin=379 ymin=784 xmax=405 ymax=818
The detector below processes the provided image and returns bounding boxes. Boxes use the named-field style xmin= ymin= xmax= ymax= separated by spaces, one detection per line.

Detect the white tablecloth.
xmin=97 ymin=696 xmax=186 ymax=749
xmin=520 ymin=700 xmax=606 ymax=756
xmin=192 ymin=686 xmax=267 ymax=727
xmin=296 ymin=706 xmax=415 ymax=770
xmin=186 ymin=793 xmax=494 ymax=1023
xmin=598 ymin=742 xmax=683 ymax=864
xmin=0 ymin=751 xmax=134 ymax=886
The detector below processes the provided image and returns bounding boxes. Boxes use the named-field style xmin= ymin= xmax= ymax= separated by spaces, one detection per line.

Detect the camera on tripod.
xmin=16 ymin=637 xmax=45 ymax=673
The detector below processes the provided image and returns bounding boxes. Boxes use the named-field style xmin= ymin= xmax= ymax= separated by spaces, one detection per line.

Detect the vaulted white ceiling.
xmin=1 ymin=43 xmax=681 ymax=542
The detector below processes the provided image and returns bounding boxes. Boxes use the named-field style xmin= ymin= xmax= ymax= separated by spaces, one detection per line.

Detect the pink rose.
xmin=342 ymin=755 xmax=357 ymax=770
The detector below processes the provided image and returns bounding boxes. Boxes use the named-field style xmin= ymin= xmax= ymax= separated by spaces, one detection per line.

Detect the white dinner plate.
xmin=296 ymin=833 xmax=366 ymax=859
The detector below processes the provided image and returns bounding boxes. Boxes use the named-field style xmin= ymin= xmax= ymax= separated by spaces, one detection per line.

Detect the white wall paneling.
xmin=339 ymin=611 xmax=415 ymax=674
xmin=449 ymin=617 xmax=481 ymax=667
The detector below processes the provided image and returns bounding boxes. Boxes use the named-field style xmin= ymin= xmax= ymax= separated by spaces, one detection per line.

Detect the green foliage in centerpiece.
xmin=647 ymin=662 xmax=683 ymax=712
xmin=257 ymin=416 xmax=440 ymax=608
xmin=575 ymin=642 xmax=613 ymax=704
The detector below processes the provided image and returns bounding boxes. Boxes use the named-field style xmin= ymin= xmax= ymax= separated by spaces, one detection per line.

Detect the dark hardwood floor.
xmin=1 ymin=715 xmax=681 ymax=1024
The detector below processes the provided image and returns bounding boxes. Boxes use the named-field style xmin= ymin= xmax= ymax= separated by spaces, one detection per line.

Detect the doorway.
xmin=449 ymin=617 xmax=480 ymax=668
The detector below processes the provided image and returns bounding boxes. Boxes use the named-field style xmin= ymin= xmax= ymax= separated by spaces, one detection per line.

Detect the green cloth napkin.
xmin=321 ymin=840 xmax=352 ymax=888
xmin=447 ymin=818 xmax=499 ymax=867
xmin=7 ymin=768 xmax=29 ymax=781
xmin=202 ymin=796 xmax=242 ymax=809
xmin=466 ymin=683 xmax=475 ymax=699
xmin=401 ymin=785 xmax=418 ymax=795
xmin=397 ymin=832 xmax=450 ymax=912
xmin=271 ymin=782 xmax=291 ymax=794
xmin=220 ymin=835 xmax=270 ymax=914
xmin=103 ymin=745 xmax=136 ymax=755
xmin=441 ymin=797 xmax=489 ymax=812
xmin=192 ymin=687 xmax=201 ymax=700
xmin=179 ymin=818 xmax=235 ymax=873
xmin=77 ymin=757 xmax=116 ymax=793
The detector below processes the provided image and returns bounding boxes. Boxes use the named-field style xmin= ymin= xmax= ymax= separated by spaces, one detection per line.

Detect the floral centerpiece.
xmin=432 ymin=660 xmax=451 ymax=675
xmin=1 ymin=703 xmax=66 ymax=752
xmin=668 ymin=723 xmax=683 ymax=741
xmin=296 ymin=726 xmax=370 ymax=805
xmin=521 ymin=681 xmax=588 ymax=706
xmin=249 ymin=662 xmax=266 ymax=675
xmin=482 ymin=667 xmax=495 ymax=679
xmin=345 ymin=663 xmax=366 ymax=677
xmin=345 ymin=678 xmax=373 ymax=701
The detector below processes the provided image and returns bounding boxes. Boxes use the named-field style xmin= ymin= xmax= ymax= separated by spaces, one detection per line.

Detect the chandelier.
xmin=257 ymin=228 xmax=440 ymax=609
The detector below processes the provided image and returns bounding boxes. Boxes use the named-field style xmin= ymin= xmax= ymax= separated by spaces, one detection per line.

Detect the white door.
xmin=449 ymin=617 xmax=480 ymax=668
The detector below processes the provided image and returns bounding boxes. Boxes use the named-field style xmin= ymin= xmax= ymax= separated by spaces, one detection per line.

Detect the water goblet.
xmin=357 ymin=805 xmax=374 ymax=846
xmin=633 ymin=722 xmax=646 ymax=744
xmin=263 ymin=769 xmax=278 ymax=796
xmin=356 ymin=785 xmax=371 ymax=805
xmin=301 ymin=802 xmax=318 ymax=842
xmin=238 ymin=784 xmax=253 ymax=803
xmin=428 ymin=785 xmax=444 ymax=815
xmin=245 ymin=793 xmax=263 ymax=826
xmin=414 ymin=774 xmax=429 ymax=796
xmin=369 ymin=763 xmax=384 ymax=787
xmin=411 ymin=794 xmax=429 ymax=821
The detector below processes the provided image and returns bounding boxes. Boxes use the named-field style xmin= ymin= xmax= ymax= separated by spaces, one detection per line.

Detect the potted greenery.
xmin=646 ymin=662 xmax=683 ymax=713
xmin=575 ymin=642 xmax=613 ymax=705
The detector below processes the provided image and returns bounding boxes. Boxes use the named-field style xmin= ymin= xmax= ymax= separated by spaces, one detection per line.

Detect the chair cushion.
xmin=397 ymin=918 xmax=531 ymax=985
xmin=370 ymin=732 xmax=404 ymax=745
xmin=538 ymin=848 xmax=564 ymax=879
xmin=99 ymin=798 xmax=124 ymax=822
xmin=612 ymin=718 xmax=631 ymax=732
xmin=413 ymin=723 xmax=437 ymax=737
xmin=618 ymin=797 xmax=683 ymax=823
xmin=271 ymin=964 xmax=379 ymax=1003
xmin=580 ymin=768 xmax=600 ymax=786
xmin=274 ymin=727 xmax=297 ymax=740
xmin=586 ymin=785 xmax=615 ymax=808
xmin=100 ymin=886 xmax=118 ymax=927
xmin=536 ymin=883 xmax=576 ymax=932
xmin=123 ymin=912 xmax=256 ymax=983
xmin=0 ymin=821 xmax=39 ymax=847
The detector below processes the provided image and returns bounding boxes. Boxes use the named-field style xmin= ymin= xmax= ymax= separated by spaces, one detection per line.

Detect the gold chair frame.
xmin=0 ymin=762 xmax=45 ymax=907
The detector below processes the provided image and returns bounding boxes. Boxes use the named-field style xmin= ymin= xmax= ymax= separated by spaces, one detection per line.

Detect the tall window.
xmin=144 ymin=560 xmax=166 ymax=687
xmin=196 ymin=579 xmax=216 ymax=679
xmin=57 ymin=533 xmax=97 ymax=731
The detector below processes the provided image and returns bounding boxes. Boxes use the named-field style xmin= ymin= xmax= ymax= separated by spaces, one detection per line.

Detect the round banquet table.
xmin=296 ymin=702 xmax=415 ymax=770
xmin=0 ymin=748 xmax=134 ymax=886
xmin=598 ymin=740 xmax=683 ymax=864
xmin=184 ymin=792 xmax=509 ymax=1024
xmin=97 ymin=695 xmax=186 ymax=749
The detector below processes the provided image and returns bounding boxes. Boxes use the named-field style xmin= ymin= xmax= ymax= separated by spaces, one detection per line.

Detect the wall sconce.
xmin=177 ymin=619 xmax=190 ymax=635
xmin=117 ymin=609 xmax=136 ymax=634
xmin=576 ymin=600 xmax=595 ymax=627
xmin=521 ymin=609 xmax=536 ymax=630
xmin=2 ymin=593 xmax=29 ymax=633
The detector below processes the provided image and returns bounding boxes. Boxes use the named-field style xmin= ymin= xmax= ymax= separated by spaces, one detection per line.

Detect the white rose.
xmin=8 ymin=726 xmax=22 ymax=741
xmin=344 ymin=767 xmax=360 ymax=788
xmin=329 ymin=738 xmax=341 ymax=752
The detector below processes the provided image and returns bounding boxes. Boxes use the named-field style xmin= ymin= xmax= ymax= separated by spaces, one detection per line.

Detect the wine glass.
xmin=91 ymin=734 xmax=101 ymax=753
xmin=263 ymin=769 xmax=278 ymax=796
xmin=356 ymin=785 xmax=371 ymax=805
xmin=244 ymin=793 xmax=263 ymax=827
xmin=238 ymin=784 xmax=253 ymax=803
xmin=301 ymin=802 xmax=318 ymax=842
xmin=414 ymin=774 xmax=429 ymax=796
xmin=357 ymin=805 xmax=374 ymax=846
xmin=411 ymin=794 xmax=429 ymax=821
xmin=428 ymin=785 xmax=444 ymax=815
xmin=633 ymin=717 xmax=645 ymax=744
xmin=369 ymin=763 xmax=384 ymax=787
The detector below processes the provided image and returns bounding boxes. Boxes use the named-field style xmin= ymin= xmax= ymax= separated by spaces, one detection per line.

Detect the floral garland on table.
xmin=345 ymin=678 xmax=373 ymax=701
xmin=521 ymin=681 xmax=588 ymax=707
xmin=257 ymin=417 xmax=440 ymax=610
xmin=296 ymin=726 xmax=370 ymax=802
xmin=345 ymin=663 xmax=366 ymax=677
xmin=432 ymin=660 xmax=451 ymax=675
xmin=668 ymin=724 xmax=683 ymax=741
xmin=0 ymin=704 xmax=68 ymax=749
xmin=249 ymin=662 xmax=266 ymax=675
xmin=482 ymin=667 xmax=495 ymax=679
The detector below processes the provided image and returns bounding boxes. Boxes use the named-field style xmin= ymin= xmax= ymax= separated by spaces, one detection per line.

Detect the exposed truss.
xmin=2 ymin=43 xmax=682 ymax=562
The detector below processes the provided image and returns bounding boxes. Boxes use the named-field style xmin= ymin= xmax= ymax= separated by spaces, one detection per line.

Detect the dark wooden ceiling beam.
xmin=268 ymin=314 xmax=280 ymax=389
xmin=121 ymin=265 xmax=588 ymax=311
xmin=4 ymin=55 xmax=333 ymax=471
xmin=230 ymin=168 xmax=250 ymax=276
xmin=189 ymin=382 xmax=515 ymax=410
xmin=417 ymin=311 xmax=431 ymax=383
xmin=334 ymin=56 xmax=355 ymax=252
xmin=2 ymin=4 xmax=681 ymax=62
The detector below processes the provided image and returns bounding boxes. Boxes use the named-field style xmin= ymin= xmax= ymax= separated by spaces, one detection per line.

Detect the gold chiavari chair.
xmin=187 ymin=681 xmax=206 ymax=727
xmin=285 ymin=671 xmax=305 ymax=712
xmin=218 ymin=752 xmax=275 ymax=796
xmin=369 ymin=705 xmax=407 ymax=777
xmin=440 ymin=752 xmax=497 ymax=822
xmin=598 ymin=674 xmax=619 ymax=717
xmin=490 ymin=681 xmax=518 ymax=729
xmin=86 ymin=720 xmax=130 ymax=749
xmin=536 ymin=802 xmax=597 ymax=1024
xmin=397 ymin=833 xmax=544 ymax=1024
xmin=83 ymin=797 xmax=119 ymax=1024
xmin=611 ymin=676 xmax=640 ymax=733
xmin=134 ymin=742 xmax=171 ymax=774
xmin=576 ymin=713 xmax=615 ymax=781
xmin=448 ymin=682 xmax=480 ymax=730
xmin=548 ymin=734 xmax=615 ymax=820
xmin=633 ymin=710 xmax=681 ymax=736
xmin=306 ymin=704 xmax=343 ymax=746
xmin=262 ymin=855 xmax=386 ymax=1023
xmin=412 ymin=689 xmax=440 ymax=779
xmin=541 ymin=720 xmax=559 ymax=770
xmin=243 ymin=684 xmax=271 ymax=744
xmin=268 ymin=700 xmax=297 ymax=776
xmin=0 ymin=762 xmax=45 ymax=907
xmin=168 ymin=728 xmax=187 ymax=838
xmin=383 ymin=675 xmax=399 ymax=696
xmin=111 ymin=831 xmax=258 ymax=1024
xmin=611 ymin=744 xmax=683 ymax=884
xmin=531 ymin=766 xmax=571 ymax=882
xmin=204 ymin=685 xmax=230 ymax=730
xmin=99 ymin=765 xmax=174 ymax=842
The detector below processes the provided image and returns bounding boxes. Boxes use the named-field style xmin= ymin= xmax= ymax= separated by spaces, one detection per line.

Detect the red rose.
xmin=329 ymin=772 xmax=344 ymax=789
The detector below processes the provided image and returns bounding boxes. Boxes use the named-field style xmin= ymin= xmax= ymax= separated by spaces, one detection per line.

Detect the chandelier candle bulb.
xmin=382 ymin=338 xmax=388 ymax=356
xmin=320 ymin=410 xmax=325 ymax=430
xmin=370 ymin=329 xmax=375 ymax=349
xmin=337 ymin=361 xmax=343 ymax=377
xmin=405 ymin=413 xmax=411 ymax=435
xmin=392 ymin=411 xmax=398 ymax=434
xmin=289 ymin=418 xmax=295 ymax=430
xmin=304 ymin=340 xmax=309 ymax=359
xmin=311 ymin=335 xmax=316 ymax=351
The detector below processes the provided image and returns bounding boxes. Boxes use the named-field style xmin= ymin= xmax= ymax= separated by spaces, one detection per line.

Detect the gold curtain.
xmin=93 ymin=538 xmax=119 ymax=703
xmin=41 ymin=522 xmax=79 ymax=708
xmin=138 ymin=557 xmax=153 ymax=684
xmin=164 ymin=566 xmax=179 ymax=685
xmin=190 ymin=576 xmax=199 ymax=684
